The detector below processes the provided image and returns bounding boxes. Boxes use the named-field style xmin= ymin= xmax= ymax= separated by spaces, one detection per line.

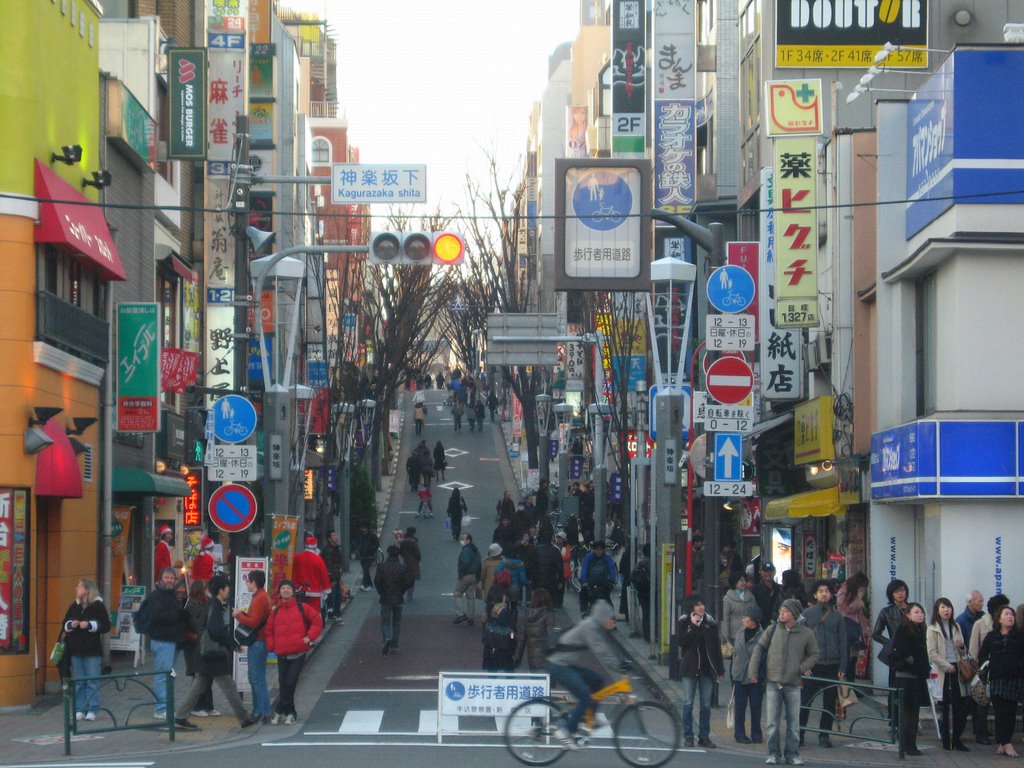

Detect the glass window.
xmin=312 ymin=137 xmax=330 ymax=164
xmin=916 ymin=273 xmax=937 ymax=416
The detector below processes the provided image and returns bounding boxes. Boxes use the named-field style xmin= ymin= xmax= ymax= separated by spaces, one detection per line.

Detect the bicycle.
xmin=568 ymin=541 xmax=622 ymax=593
xmin=504 ymin=675 xmax=679 ymax=767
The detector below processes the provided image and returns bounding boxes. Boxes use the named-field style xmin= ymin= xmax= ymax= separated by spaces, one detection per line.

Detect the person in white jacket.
xmin=927 ymin=597 xmax=970 ymax=751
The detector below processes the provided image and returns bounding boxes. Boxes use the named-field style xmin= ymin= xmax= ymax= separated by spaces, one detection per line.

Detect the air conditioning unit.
xmin=804 ymin=332 xmax=832 ymax=370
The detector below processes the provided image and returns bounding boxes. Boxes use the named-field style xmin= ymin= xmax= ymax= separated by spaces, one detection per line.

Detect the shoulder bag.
xmin=956 ymin=650 xmax=979 ymax=683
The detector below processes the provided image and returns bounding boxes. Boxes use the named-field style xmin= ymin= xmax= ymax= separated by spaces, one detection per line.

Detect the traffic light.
xmin=368 ymin=231 xmax=464 ymax=266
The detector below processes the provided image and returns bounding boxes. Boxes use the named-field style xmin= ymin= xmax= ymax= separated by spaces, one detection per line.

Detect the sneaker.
xmin=240 ymin=714 xmax=260 ymax=728
xmin=819 ymin=735 xmax=833 ymax=748
xmin=76 ymin=712 xmax=85 ymax=721
xmin=208 ymin=709 xmax=222 ymax=717
xmin=153 ymin=712 xmax=167 ymax=720
xmin=465 ymin=619 xmax=473 ymax=627
xmin=284 ymin=714 xmax=296 ymax=725
xmin=554 ymin=727 xmax=579 ymax=751
xmin=765 ymin=756 xmax=780 ymax=765
xmin=271 ymin=713 xmax=282 ymax=725
xmin=175 ymin=718 xmax=201 ymax=731
xmin=736 ymin=736 xmax=752 ymax=744
xmin=698 ymin=737 xmax=717 ymax=749
xmin=85 ymin=711 xmax=97 ymax=721
xmin=684 ymin=737 xmax=695 ymax=748
xmin=787 ymin=758 xmax=805 ymax=765
xmin=190 ymin=710 xmax=210 ymax=717
xmin=453 ymin=615 xmax=468 ymax=624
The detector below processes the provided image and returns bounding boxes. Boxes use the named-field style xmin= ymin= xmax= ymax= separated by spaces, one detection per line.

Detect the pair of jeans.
xmin=381 ymin=603 xmax=403 ymax=648
xmin=548 ymin=663 xmax=604 ymax=733
xmin=71 ymin=655 xmax=102 ymax=713
xmin=453 ymin=574 xmax=477 ymax=619
xmin=734 ymin=681 xmax=764 ymax=740
xmin=680 ymin=674 xmax=715 ymax=740
xmin=765 ymin=683 xmax=802 ymax=760
xmin=275 ymin=654 xmax=306 ymax=716
xmin=799 ymin=663 xmax=839 ymax=737
xmin=247 ymin=640 xmax=271 ymax=716
xmin=150 ymin=639 xmax=178 ymax=715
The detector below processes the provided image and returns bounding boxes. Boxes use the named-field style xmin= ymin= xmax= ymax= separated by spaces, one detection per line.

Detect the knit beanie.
xmin=781 ymin=598 xmax=804 ymax=619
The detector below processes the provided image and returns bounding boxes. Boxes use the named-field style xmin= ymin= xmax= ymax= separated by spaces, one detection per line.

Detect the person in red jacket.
xmin=265 ymin=580 xmax=323 ymax=724
xmin=154 ymin=524 xmax=173 ymax=582
xmin=233 ymin=570 xmax=273 ymax=722
xmin=291 ymin=535 xmax=332 ymax=616
xmin=191 ymin=537 xmax=215 ymax=582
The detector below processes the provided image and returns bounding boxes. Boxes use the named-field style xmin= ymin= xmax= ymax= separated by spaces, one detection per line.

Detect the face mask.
xmin=460 ymin=539 xmax=468 ymax=547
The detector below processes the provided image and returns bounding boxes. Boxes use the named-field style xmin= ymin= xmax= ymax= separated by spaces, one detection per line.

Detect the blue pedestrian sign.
xmin=707 ymin=265 xmax=756 ymax=314
xmin=649 ymin=384 xmax=692 ymax=442
xmin=212 ymin=395 xmax=257 ymax=444
xmin=714 ymin=432 xmax=743 ymax=482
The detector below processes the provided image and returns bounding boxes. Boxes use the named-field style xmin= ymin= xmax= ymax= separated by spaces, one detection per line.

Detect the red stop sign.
xmin=706 ymin=356 xmax=754 ymax=405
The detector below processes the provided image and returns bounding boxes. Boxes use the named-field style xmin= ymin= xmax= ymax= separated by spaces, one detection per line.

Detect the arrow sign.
xmin=714 ymin=432 xmax=743 ymax=482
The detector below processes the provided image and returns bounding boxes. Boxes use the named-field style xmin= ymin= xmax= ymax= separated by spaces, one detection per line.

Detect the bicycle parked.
xmin=504 ymin=674 xmax=680 ymax=767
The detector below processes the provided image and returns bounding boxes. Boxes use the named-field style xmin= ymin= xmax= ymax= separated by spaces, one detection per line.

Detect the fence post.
xmin=168 ymin=669 xmax=175 ymax=741
xmin=63 ymin=677 xmax=72 ymax=756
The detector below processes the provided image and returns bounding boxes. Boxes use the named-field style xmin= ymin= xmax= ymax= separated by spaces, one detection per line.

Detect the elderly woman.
xmin=62 ymin=578 xmax=111 ymax=721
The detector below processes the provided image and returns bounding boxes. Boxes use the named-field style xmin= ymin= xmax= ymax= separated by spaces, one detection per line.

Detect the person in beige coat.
xmin=927 ymin=597 xmax=970 ymax=751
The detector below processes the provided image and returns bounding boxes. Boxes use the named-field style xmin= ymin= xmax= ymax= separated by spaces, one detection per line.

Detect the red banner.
xmin=161 ymin=348 xmax=199 ymax=393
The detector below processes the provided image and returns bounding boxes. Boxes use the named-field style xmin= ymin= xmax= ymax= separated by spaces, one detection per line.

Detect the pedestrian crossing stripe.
xmin=304 ymin=709 xmax=614 ymax=738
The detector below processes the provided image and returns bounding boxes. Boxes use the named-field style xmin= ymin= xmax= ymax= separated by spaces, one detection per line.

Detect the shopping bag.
xmin=726 ymin=693 xmax=735 ymax=730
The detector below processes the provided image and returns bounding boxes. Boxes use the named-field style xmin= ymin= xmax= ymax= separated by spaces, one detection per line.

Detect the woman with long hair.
xmin=873 ymin=578 xmax=910 ymax=685
xmin=183 ymin=579 xmax=216 ymax=717
xmin=927 ymin=597 xmax=970 ymax=751
xmin=892 ymin=602 xmax=930 ymax=756
xmin=433 ymin=440 xmax=447 ymax=481
xmin=836 ymin=572 xmax=871 ymax=681
xmin=447 ymin=487 xmax=467 ymax=541
xmin=980 ymin=605 xmax=1024 ymax=757
xmin=61 ymin=578 xmax=111 ymax=721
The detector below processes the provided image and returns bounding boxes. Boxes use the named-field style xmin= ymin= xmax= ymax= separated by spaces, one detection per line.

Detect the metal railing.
xmin=308 ymin=100 xmax=339 ymax=119
xmin=37 ymin=291 xmax=109 ymax=364
xmin=61 ymin=668 xmax=175 ymax=755
xmin=799 ymin=675 xmax=905 ymax=758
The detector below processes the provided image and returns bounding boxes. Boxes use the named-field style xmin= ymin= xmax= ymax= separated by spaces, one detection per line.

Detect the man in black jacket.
xmin=357 ymin=524 xmax=380 ymax=593
xmin=533 ymin=533 xmax=565 ymax=608
xmin=676 ymin=596 xmax=725 ymax=748
xmin=321 ymin=530 xmax=344 ymax=618
xmin=453 ymin=533 xmax=482 ymax=625
xmin=374 ymin=546 xmax=410 ymax=655
xmin=752 ymin=561 xmax=783 ymax=628
xmin=145 ymin=567 xmax=188 ymax=719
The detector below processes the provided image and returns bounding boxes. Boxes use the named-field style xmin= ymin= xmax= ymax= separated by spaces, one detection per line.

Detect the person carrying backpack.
xmin=495 ymin=546 xmax=529 ymax=614
xmin=580 ymin=540 xmax=617 ymax=614
xmin=632 ymin=544 xmax=652 ymax=642
xmin=264 ymin=579 xmax=323 ymax=725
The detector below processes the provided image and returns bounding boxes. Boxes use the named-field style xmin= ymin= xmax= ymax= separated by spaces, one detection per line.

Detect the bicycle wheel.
xmin=614 ymin=701 xmax=680 ymax=768
xmin=504 ymin=698 xmax=568 ymax=766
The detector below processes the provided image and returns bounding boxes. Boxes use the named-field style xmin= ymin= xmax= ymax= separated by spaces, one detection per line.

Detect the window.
xmin=38 ymin=244 xmax=103 ymax=316
xmin=915 ymin=273 xmax=937 ymax=416
xmin=312 ymin=137 xmax=330 ymax=164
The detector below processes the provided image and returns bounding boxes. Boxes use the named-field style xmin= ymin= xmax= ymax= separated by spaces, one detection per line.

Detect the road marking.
xmin=338 ymin=709 xmax=384 ymax=734
xmin=3 ymin=764 xmax=152 ymax=768
xmin=324 ymin=688 xmax=430 ymax=694
xmin=445 ymin=448 xmax=468 ymax=457
xmin=436 ymin=481 xmax=472 ymax=490
xmin=264 ymin=741 xmax=707 ymax=753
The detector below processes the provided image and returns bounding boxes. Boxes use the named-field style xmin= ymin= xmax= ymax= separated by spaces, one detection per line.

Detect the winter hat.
xmin=305 ymin=534 xmax=318 ymax=549
xmin=201 ymin=536 xmax=214 ymax=551
xmin=488 ymin=543 xmax=502 ymax=557
xmin=743 ymin=605 xmax=763 ymax=623
xmin=781 ymin=598 xmax=804 ymax=619
xmin=157 ymin=524 xmax=172 ymax=537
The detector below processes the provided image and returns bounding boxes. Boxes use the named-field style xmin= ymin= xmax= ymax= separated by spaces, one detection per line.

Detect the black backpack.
xmin=631 ymin=560 xmax=651 ymax=594
xmin=588 ymin=555 xmax=611 ymax=589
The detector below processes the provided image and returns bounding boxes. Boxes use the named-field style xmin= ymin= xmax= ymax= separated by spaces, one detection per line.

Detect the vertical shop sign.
xmin=117 ymin=303 xmax=161 ymax=432
xmin=611 ymin=0 xmax=647 ymax=156
xmin=0 ymin=488 xmax=30 ymax=652
xmin=270 ymin=516 xmax=299 ymax=593
xmin=207 ymin=47 xmax=246 ymax=162
xmin=167 ymin=49 xmax=207 ymax=160
xmin=773 ymin=138 xmax=819 ymax=328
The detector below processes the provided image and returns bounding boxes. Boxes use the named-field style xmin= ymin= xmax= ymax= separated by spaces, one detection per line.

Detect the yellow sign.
xmin=765 ymin=80 xmax=824 ymax=137
xmin=773 ymin=137 xmax=819 ymax=328
xmin=304 ymin=469 xmax=315 ymax=500
xmin=659 ymin=543 xmax=675 ymax=655
xmin=794 ymin=396 xmax=835 ymax=465
xmin=270 ymin=516 xmax=299 ymax=592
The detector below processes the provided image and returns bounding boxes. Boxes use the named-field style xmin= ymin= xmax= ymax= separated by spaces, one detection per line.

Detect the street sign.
xmin=331 ymin=163 xmax=426 ymax=204
xmin=706 ymin=265 xmax=756 ymax=313
xmin=207 ymin=445 xmax=258 ymax=482
xmin=707 ymin=314 xmax=755 ymax=351
xmin=704 ymin=480 xmax=756 ymax=497
xmin=649 ymin=384 xmax=691 ymax=442
xmin=705 ymin=404 xmax=755 ymax=432
xmin=208 ymin=483 xmax=258 ymax=533
xmin=714 ymin=432 xmax=743 ymax=482
xmin=706 ymin=356 xmax=754 ymax=405
xmin=212 ymin=394 xmax=257 ymax=444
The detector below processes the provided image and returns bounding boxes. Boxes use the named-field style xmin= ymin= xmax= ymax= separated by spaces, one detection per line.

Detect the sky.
xmin=284 ymin=0 xmax=582 ymax=217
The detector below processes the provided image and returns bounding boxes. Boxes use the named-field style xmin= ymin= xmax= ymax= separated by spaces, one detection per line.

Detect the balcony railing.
xmin=309 ymin=100 xmax=339 ymax=119
xmin=37 ymin=292 xmax=109 ymax=365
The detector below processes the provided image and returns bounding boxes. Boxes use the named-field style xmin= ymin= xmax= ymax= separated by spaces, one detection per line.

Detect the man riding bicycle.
xmin=546 ymin=599 xmax=625 ymax=750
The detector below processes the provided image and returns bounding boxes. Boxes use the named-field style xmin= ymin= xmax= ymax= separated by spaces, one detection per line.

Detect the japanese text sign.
xmin=773 ymin=138 xmax=819 ymax=328
xmin=117 ymin=303 xmax=160 ymax=432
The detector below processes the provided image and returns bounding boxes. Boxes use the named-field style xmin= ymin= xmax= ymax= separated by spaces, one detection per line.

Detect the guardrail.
xmin=799 ymin=675 xmax=905 ymax=758
xmin=62 ymin=669 xmax=175 ymax=755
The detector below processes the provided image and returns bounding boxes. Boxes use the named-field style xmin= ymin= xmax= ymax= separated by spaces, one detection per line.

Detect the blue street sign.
xmin=714 ymin=432 xmax=743 ymax=482
xmin=609 ymin=473 xmax=623 ymax=503
xmin=570 ymin=456 xmax=585 ymax=481
xmin=308 ymin=360 xmax=328 ymax=388
xmin=212 ymin=394 xmax=257 ymax=444
xmin=707 ymin=265 xmax=756 ymax=314
xmin=548 ymin=438 xmax=559 ymax=461
xmin=649 ymin=384 xmax=692 ymax=442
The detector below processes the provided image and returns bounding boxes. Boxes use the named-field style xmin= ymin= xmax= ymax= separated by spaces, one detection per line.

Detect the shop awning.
xmin=764 ymin=486 xmax=845 ymax=521
xmin=34 ymin=160 xmax=127 ymax=281
xmin=112 ymin=467 xmax=190 ymax=497
xmin=35 ymin=419 xmax=83 ymax=498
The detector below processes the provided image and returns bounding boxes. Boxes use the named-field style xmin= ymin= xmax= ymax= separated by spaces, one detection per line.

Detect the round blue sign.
xmin=445 ymin=681 xmax=466 ymax=701
xmin=212 ymin=394 xmax=258 ymax=444
xmin=706 ymin=265 xmax=756 ymax=314
xmin=572 ymin=170 xmax=632 ymax=231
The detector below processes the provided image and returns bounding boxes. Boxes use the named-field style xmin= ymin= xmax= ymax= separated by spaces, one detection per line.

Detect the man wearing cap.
xmin=292 ymin=534 xmax=331 ymax=617
xmin=191 ymin=536 xmax=215 ymax=582
xmin=480 ymin=543 xmax=505 ymax=609
xmin=731 ymin=605 xmax=765 ymax=744
xmin=580 ymin=540 xmax=617 ymax=614
xmin=752 ymin=561 xmax=783 ymax=628
xmin=748 ymin=598 xmax=820 ymax=766
xmin=154 ymin=524 xmax=174 ymax=582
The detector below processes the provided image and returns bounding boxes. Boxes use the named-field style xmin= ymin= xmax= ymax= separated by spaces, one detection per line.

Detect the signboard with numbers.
xmin=773 ymin=138 xmax=819 ymax=327
xmin=611 ymin=0 xmax=647 ymax=156
xmin=117 ymin=303 xmax=161 ymax=432
xmin=707 ymin=314 xmax=755 ymax=351
xmin=331 ymin=164 xmax=426 ymax=204
xmin=207 ymin=445 xmax=257 ymax=481
xmin=704 ymin=480 xmax=756 ymax=497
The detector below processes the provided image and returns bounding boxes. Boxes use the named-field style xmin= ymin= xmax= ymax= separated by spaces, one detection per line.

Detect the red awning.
xmin=35 ymin=419 xmax=83 ymax=499
xmin=34 ymin=160 xmax=127 ymax=281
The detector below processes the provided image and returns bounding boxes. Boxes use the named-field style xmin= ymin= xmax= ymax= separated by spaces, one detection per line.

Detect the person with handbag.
xmin=927 ymin=597 xmax=971 ymax=751
xmin=482 ymin=585 xmax=516 ymax=671
xmin=873 ymin=578 xmax=910 ymax=686
xmin=836 ymin=572 xmax=871 ymax=682
xmin=173 ymin=575 xmax=259 ymax=731
xmin=182 ymin=579 xmax=216 ymax=717
xmin=61 ymin=578 xmax=111 ymax=722
xmin=980 ymin=605 xmax=1024 ymax=758
xmin=233 ymin=569 xmax=272 ymax=723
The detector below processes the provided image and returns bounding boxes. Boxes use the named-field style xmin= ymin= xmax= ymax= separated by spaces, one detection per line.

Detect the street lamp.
xmin=588 ymin=402 xmax=612 ymax=540
xmin=553 ymin=402 xmax=575 ymax=519
xmin=535 ymin=393 xmax=552 ymax=487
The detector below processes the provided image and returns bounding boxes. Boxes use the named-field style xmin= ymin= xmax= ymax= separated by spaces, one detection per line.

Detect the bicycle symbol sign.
xmin=212 ymin=394 xmax=257 ymax=444
xmin=706 ymin=265 xmax=756 ymax=314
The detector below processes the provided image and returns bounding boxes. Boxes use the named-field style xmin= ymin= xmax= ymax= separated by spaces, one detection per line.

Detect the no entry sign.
xmin=706 ymin=356 xmax=754 ymax=405
xmin=208 ymin=483 xmax=258 ymax=533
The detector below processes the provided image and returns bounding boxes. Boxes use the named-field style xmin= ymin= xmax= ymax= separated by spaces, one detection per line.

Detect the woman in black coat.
xmin=433 ymin=441 xmax=447 ymax=482
xmin=873 ymin=578 xmax=910 ymax=685
xmin=891 ymin=602 xmax=930 ymax=756
xmin=980 ymin=605 xmax=1024 ymax=758
xmin=483 ymin=585 xmax=516 ymax=672
xmin=62 ymin=578 xmax=111 ymax=720
xmin=447 ymin=488 xmax=467 ymax=541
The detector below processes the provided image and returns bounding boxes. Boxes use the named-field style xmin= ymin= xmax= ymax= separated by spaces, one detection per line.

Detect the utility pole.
xmin=231 ymin=115 xmax=251 ymax=395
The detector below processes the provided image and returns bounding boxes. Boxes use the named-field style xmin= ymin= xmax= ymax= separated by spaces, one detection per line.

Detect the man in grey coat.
xmin=798 ymin=580 xmax=847 ymax=748
xmin=749 ymin=598 xmax=820 ymax=766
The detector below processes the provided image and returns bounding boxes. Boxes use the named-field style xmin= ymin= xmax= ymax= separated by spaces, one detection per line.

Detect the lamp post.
xmin=588 ymin=402 xmax=612 ymax=541
xmin=535 ymin=393 xmax=552 ymax=487
xmin=554 ymin=402 xmax=575 ymax=520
